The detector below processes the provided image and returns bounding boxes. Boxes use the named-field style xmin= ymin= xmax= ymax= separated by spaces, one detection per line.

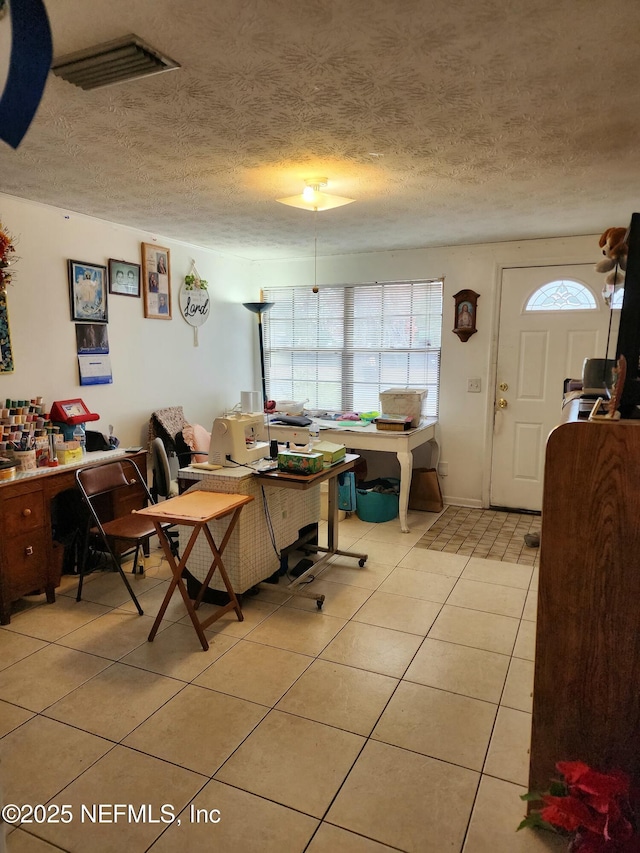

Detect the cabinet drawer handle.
xmin=22 ymin=508 xmax=32 ymax=517
xmin=25 ymin=545 xmax=33 ymax=556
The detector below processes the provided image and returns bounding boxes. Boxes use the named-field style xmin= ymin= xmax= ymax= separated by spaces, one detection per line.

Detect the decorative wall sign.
xmin=452 ymin=289 xmax=479 ymax=342
xmin=179 ymin=261 xmax=209 ymax=345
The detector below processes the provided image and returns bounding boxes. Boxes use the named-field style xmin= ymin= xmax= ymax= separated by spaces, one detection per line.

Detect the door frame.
xmin=481 ymin=250 xmax=604 ymax=510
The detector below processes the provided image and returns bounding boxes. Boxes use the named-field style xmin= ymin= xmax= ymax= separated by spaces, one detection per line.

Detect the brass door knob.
xmin=498 ymin=398 xmax=508 ymax=409
xmin=22 ymin=508 xmax=31 ymax=517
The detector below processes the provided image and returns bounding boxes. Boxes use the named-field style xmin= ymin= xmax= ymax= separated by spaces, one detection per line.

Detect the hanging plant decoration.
xmin=179 ymin=260 xmax=210 ymax=346
xmin=0 ymin=222 xmax=17 ymax=372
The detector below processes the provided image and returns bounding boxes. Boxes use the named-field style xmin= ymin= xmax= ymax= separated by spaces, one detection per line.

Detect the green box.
xmin=277 ymin=450 xmax=324 ymax=474
xmin=313 ymin=440 xmax=346 ymax=465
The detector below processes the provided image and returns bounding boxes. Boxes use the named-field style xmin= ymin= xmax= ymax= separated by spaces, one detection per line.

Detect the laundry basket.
xmin=355 ymin=478 xmax=400 ymax=523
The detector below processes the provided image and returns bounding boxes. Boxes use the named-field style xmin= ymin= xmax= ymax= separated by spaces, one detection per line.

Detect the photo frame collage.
xmin=67 ymin=244 xmax=171 ymax=385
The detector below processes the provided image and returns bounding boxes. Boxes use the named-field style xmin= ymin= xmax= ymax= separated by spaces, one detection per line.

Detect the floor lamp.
xmin=243 ymin=301 xmax=274 ymax=408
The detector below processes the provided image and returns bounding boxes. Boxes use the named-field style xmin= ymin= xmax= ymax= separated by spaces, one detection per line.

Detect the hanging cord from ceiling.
xmin=312 ymin=211 xmax=319 ymax=294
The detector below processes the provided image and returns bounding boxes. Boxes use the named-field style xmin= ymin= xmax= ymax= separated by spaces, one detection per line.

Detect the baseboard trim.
xmin=441 ymin=496 xmax=483 ymax=509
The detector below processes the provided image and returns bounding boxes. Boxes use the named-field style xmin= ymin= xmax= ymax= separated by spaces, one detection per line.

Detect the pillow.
xmin=182 ymin=423 xmax=211 ymax=463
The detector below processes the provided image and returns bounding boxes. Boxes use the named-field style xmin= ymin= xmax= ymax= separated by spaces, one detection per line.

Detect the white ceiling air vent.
xmin=51 ymin=34 xmax=180 ymax=90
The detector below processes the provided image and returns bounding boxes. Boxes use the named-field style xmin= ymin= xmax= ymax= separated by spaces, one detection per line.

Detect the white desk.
xmin=262 ymin=419 xmax=438 ymax=532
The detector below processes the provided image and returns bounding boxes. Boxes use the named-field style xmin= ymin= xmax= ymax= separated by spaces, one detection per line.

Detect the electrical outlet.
xmin=438 ymin=462 xmax=448 ymax=477
xmin=467 ymin=377 xmax=481 ymax=393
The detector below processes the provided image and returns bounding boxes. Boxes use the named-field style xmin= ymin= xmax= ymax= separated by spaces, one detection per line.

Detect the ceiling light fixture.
xmin=276 ymin=177 xmax=355 ymax=212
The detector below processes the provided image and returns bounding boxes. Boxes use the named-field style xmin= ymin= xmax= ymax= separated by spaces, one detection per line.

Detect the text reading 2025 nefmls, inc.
xmin=0 ymin=803 xmax=221 ymax=826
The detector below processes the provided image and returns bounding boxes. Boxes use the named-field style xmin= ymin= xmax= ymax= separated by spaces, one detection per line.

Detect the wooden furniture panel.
xmin=4 ymin=488 xmax=45 ymax=536
xmin=530 ymin=404 xmax=640 ymax=791
xmin=5 ymin=531 xmax=49 ymax=601
xmin=0 ymin=449 xmax=147 ymax=625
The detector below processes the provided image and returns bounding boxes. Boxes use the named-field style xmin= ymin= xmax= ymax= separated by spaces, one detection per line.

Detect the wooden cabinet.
xmin=529 ymin=402 xmax=640 ymax=790
xmin=0 ymin=450 xmax=147 ymax=625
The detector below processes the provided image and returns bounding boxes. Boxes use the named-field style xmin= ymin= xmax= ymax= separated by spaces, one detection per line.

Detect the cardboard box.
xmin=375 ymin=416 xmax=413 ymax=431
xmin=277 ymin=450 xmax=324 ymax=474
xmin=379 ymin=388 xmax=427 ymax=426
xmin=313 ymin=440 xmax=346 ymax=465
xmin=56 ymin=444 xmax=83 ymax=465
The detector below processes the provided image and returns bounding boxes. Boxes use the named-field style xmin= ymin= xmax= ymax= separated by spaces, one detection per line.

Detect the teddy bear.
xmin=595 ymin=226 xmax=628 ymax=286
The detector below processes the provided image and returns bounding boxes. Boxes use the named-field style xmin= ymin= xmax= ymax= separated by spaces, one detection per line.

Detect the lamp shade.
xmin=243 ymin=301 xmax=274 ymax=315
xmin=276 ymin=192 xmax=354 ymax=212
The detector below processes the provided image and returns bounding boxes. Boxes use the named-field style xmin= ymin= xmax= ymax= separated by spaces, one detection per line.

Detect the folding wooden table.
xmin=136 ymin=490 xmax=253 ymax=650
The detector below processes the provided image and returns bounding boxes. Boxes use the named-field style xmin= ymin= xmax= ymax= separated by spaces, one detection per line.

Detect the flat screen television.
xmin=615 ymin=212 xmax=640 ymax=417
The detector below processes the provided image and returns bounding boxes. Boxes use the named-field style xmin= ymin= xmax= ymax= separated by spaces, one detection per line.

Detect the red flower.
xmin=541 ymin=794 xmax=605 ymax=835
xmin=558 ymin=761 xmax=631 ymax=803
xmin=519 ymin=761 xmax=639 ymax=851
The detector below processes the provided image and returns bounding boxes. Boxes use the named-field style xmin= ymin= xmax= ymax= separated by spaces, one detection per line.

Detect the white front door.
xmin=490 ymin=264 xmax=618 ymax=511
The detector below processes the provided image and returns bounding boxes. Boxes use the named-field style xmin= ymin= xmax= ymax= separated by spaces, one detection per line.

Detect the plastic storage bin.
xmin=379 ymin=388 xmax=427 ymax=426
xmin=356 ymin=478 xmax=400 ymax=523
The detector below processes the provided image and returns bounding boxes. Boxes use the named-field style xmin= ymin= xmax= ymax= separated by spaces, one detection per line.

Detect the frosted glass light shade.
xmin=276 ymin=191 xmax=355 ymax=211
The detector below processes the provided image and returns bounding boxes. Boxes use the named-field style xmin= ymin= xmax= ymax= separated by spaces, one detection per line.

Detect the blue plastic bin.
xmin=356 ymin=478 xmax=400 ymax=522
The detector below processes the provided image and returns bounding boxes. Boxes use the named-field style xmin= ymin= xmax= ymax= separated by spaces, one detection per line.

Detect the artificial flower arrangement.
xmin=518 ymin=761 xmax=640 ymax=852
xmin=184 ymin=273 xmax=208 ymax=290
xmin=0 ymin=222 xmax=17 ymax=292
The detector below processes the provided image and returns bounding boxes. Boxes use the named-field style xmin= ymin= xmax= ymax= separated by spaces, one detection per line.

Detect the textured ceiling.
xmin=1 ymin=0 xmax=639 ymax=259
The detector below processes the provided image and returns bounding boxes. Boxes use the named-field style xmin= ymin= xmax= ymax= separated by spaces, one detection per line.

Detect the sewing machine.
xmin=208 ymin=413 xmax=269 ymax=467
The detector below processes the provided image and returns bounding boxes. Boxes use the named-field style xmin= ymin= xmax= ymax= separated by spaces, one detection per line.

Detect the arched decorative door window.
xmin=524 ymin=279 xmax=598 ymax=312
xmin=612 ymin=288 xmax=624 ymax=309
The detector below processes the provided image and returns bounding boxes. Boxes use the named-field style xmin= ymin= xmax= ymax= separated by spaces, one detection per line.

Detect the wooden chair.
xmin=75 ymin=458 xmax=175 ymax=612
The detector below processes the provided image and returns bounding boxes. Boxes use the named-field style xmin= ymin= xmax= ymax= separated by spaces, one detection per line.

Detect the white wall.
xmin=253 ymin=234 xmax=600 ymax=506
xmin=0 ymin=194 xmax=258 ymax=447
xmin=1 ymin=190 xmax=603 ymax=505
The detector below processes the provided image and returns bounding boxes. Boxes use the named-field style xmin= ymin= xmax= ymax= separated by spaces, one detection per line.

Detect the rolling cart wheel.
xmin=316 ymin=595 xmax=325 ymax=610
xmin=359 ymin=558 xmax=367 ymax=567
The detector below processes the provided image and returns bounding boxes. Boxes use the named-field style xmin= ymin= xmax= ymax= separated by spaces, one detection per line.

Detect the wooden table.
xmin=254 ymin=454 xmax=368 ymax=608
xmin=137 ymin=490 xmax=253 ymax=650
xmin=263 ymin=419 xmax=438 ymax=532
xmin=0 ymin=448 xmax=147 ymax=625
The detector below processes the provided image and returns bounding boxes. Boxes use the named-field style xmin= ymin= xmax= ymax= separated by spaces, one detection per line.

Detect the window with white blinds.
xmin=262 ymin=279 xmax=442 ymax=418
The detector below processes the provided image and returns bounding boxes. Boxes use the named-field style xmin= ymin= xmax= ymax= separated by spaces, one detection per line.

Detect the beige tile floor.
xmin=0 ymin=508 xmax=565 ymax=853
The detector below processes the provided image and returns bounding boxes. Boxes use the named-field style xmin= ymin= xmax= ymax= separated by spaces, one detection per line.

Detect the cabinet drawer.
xmin=3 ymin=490 xmax=45 ymax=536
xmin=5 ymin=530 xmax=48 ymax=599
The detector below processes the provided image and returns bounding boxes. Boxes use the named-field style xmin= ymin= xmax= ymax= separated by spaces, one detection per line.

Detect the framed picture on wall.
xmin=141 ymin=242 xmax=171 ymax=319
xmin=452 ymin=288 xmax=479 ymax=342
xmin=68 ymin=260 xmax=108 ymax=323
xmin=108 ymin=259 xmax=141 ymax=297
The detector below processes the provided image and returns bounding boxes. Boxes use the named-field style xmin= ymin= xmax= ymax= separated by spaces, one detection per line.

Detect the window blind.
xmin=262 ymin=279 xmax=442 ymax=418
